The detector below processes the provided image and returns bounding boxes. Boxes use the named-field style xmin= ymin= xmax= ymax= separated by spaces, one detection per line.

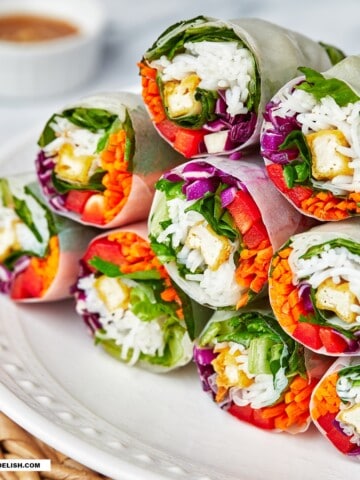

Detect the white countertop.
xmin=0 ymin=0 xmax=359 ymax=151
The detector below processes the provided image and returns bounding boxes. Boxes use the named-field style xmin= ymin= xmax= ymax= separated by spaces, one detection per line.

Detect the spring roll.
xmin=311 ymin=357 xmax=360 ymax=456
xmin=269 ymin=219 xmax=360 ymax=356
xmin=74 ymin=222 xmax=212 ymax=372
xmin=139 ymin=16 xmax=343 ymax=159
xmin=0 ymin=174 xmax=97 ymax=301
xmin=35 ymin=92 xmax=183 ymax=228
xmin=148 ymin=155 xmax=311 ymax=310
xmin=194 ymin=308 xmax=331 ymax=433
xmin=261 ymin=55 xmax=360 ymax=221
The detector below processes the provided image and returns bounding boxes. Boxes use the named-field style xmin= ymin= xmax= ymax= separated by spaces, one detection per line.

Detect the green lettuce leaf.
xmin=296 ymin=67 xmax=360 ymax=107
xmin=280 ymin=130 xmax=312 ymax=188
xmin=318 ymin=42 xmax=346 ymax=66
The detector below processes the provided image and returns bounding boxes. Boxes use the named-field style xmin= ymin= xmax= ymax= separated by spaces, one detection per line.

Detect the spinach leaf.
xmin=38 ymin=113 xmax=58 ymax=148
xmin=89 ymin=256 xmax=162 ymax=280
xmin=13 ymin=195 xmax=43 ymax=242
xmin=301 ymin=237 xmax=360 ymax=259
xmin=62 ymin=107 xmax=118 ymax=133
xmin=51 ymin=170 xmax=105 ymax=194
xmin=279 ymin=130 xmax=312 ymax=188
xmin=318 ymin=42 xmax=346 ymax=66
xmin=296 ymin=67 xmax=360 ymax=107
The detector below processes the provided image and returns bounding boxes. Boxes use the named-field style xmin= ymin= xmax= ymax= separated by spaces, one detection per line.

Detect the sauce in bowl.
xmin=0 ymin=13 xmax=79 ymax=43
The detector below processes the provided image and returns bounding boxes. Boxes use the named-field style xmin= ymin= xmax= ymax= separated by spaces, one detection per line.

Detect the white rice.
xmin=42 ymin=116 xmax=104 ymax=157
xmin=150 ymin=41 xmax=255 ymax=116
xmin=76 ymin=275 xmax=165 ymax=365
xmin=270 ymin=84 xmax=360 ymax=193
xmin=216 ymin=341 xmax=288 ymax=409
xmin=289 ymin=235 xmax=360 ymax=326
xmin=158 ymin=197 xmax=241 ymax=306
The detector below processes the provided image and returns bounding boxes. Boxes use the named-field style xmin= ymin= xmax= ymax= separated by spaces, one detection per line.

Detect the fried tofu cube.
xmin=185 ymin=221 xmax=232 ymax=271
xmin=54 ymin=143 xmax=95 ymax=185
xmin=315 ymin=278 xmax=358 ymax=324
xmin=0 ymin=218 xmax=18 ymax=262
xmin=337 ymin=404 xmax=360 ymax=434
xmin=163 ymin=74 xmax=202 ymax=118
xmin=94 ymin=276 xmax=130 ymax=312
xmin=306 ymin=129 xmax=353 ymax=180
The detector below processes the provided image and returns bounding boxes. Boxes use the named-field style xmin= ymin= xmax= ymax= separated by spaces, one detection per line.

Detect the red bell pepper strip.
xmin=173 ymin=128 xmax=206 ymax=158
xmin=318 ymin=327 xmax=348 ymax=354
xmin=82 ymin=237 xmax=126 ymax=271
xmin=64 ymin=190 xmax=96 ymax=214
xmin=292 ymin=322 xmax=322 ymax=351
xmin=266 ymin=163 xmax=312 ymax=206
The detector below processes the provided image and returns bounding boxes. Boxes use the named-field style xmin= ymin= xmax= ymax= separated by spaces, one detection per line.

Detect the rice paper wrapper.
xmin=193 ymin=305 xmax=333 ymax=433
xmin=261 ymin=55 xmax=360 ymax=221
xmin=36 ymin=92 xmax=184 ymax=229
xmin=310 ymin=356 xmax=360 ymax=457
xmin=73 ymin=222 xmax=212 ymax=373
xmin=269 ymin=218 xmax=360 ymax=356
xmin=149 ymin=155 xmax=313 ymax=309
xmin=0 ymin=176 xmax=98 ymax=302
xmin=142 ymin=16 xmax=333 ymax=156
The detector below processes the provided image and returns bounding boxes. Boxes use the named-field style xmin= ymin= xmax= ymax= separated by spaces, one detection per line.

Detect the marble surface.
xmin=0 ymin=0 xmax=359 ymax=149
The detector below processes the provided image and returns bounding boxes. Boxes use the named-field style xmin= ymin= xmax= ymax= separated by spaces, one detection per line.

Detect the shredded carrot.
xmin=300 ymin=190 xmax=360 ymax=220
xmin=235 ymin=240 xmax=273 ymax=309
xmin=311 ymin=372 xmax=340 ymax=421
xmin=106 ymin=231 xmax=183 ymax=318
xmin=29 ymin=236 xmax=59 ymax=296
xmin=269 ymin=246 xmax=308 ymax=334
xmin=138 ymin=62 xmax=166 ymax=124
xmin=258 ymin=375 xmax=318 ymax=431
xmin=100 ymin=130 xmax=133 ymax=223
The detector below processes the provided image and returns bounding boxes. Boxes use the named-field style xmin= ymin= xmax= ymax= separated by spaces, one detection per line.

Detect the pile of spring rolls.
xmin=3 ymin=14 xmax=360 ymax=453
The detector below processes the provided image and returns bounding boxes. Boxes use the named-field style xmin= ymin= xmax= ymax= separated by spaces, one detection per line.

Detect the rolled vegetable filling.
xmin=149 ymin=160 xmax=273 ymax=309
xmin=0 ymin=176 xmax=59 ymax=300
xmin=311 ymin=359 xmax=360 ymax=456
xmin=261 ymin=59 xmax=360 ymax=221
xmin=74 ymin=229 xmax=193 ymax=370
xmin=36 ymin=104 xmax=134 ymax=226
xmin=194 ymin=310 xmax=323 ymax=433
xmin=269 ymin=225 xmax=360 ymax=356
xmin=140 ymin=16 xmax=260 ymax=158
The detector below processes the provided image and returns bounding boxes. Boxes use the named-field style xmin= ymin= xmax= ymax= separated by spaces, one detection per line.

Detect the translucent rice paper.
xmin=0 ymin=176 xmax=98 ymax=302
xmin=261 ymin=55 xmax=360 ymax=221
xmin=142 ymin=17 xmax=334 ymax=156
xmin=73 ymin=221 xmax=196 ymax=373
xmin=149 ymin=155 xmax=312 ymax=309
xmin=269 ymin=218 xmax=360 ymax=356
xmin=310 ymin=355 xmax=360 ymax=457
xmin=37 ymin=92 xmax=184 ymax=229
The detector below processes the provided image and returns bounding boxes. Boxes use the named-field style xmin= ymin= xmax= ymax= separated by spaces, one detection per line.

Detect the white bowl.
xmin=0 ymin=0 xmax=107 ymax=98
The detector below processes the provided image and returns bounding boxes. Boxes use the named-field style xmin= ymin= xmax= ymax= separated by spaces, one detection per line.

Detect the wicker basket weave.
xmin=0 ymin=412 xmax=111 ymax=480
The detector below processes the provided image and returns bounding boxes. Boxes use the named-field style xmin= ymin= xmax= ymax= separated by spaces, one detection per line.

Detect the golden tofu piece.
xmin=0 ymin=219 xmax=19 ymax=262
xmin=185 ymin=221 xmax=232 ymax=271
xmin=337 ymin=404 xmax=360 ymax=434
xmin=94 ymin=275 xmax=130 ymax=312
xmin=54 ymin=143 xmax=96 ymax=185
xmin=306 ymin=129 xmax=353 ymax=180
xmin=163 ymin=74 xmax=202 ymax=118
xmin=315 ymin=278 xmax=358 ymax=324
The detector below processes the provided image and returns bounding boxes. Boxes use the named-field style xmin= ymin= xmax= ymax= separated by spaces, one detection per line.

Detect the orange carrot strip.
xmin=29 ymin=236 xmax=59 ymax=296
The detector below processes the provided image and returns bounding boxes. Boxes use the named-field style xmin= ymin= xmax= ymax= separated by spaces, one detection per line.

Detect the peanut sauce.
xmin=0 ymin=13 xmax=79 ymax=43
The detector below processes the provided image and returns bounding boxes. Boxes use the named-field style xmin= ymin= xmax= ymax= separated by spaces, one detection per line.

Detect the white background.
xmin=0 ymin=0 xmax=359 ymax=149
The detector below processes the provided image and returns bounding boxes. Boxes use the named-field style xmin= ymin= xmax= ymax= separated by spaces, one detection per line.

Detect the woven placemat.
xmin=0 ymin=412 xmax=111 ymax=480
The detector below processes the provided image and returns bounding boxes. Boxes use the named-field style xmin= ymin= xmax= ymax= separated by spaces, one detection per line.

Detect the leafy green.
xmin=37 ymin=114 xmax=58 ymax=148
xmin=3 ymin=249 xmax=42 ymax=271
xmin=0 ymin=178 xmax=14 ymax=207
xmin=144 ymin=16 xmax=208 ymax=61
xmin=185 ymin=187 xmax=238 ymax=242
xmin=13 ymin=195 xmax=43 ymax=242
xmin=280 ymin=130 xmax=312 ymax=188
xmin=62 ymin=107 xmax=118 ymax=133
xmin=301 ymin=237 xmax=360 ymax=259
xmin=296 ymin=67 xmax=360 ymax=107
xmin=338 ymin=364 xmax=360 ymax=378
xmin=89 ymin=256 xmax=162 ymax=280
xmin=155 ymin=178 xmax=184 ymax=200
xmin=51 ymin=170 xmax=105 ymax=194
xmin=24 ymin=184 xmax=57 ymax=237
xmin=318 ymin=42 xmax=346 ymax=66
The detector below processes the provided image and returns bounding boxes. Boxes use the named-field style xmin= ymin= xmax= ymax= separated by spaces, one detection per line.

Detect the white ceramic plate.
xmin=0 ymin=132 xmax=359 ymax=480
